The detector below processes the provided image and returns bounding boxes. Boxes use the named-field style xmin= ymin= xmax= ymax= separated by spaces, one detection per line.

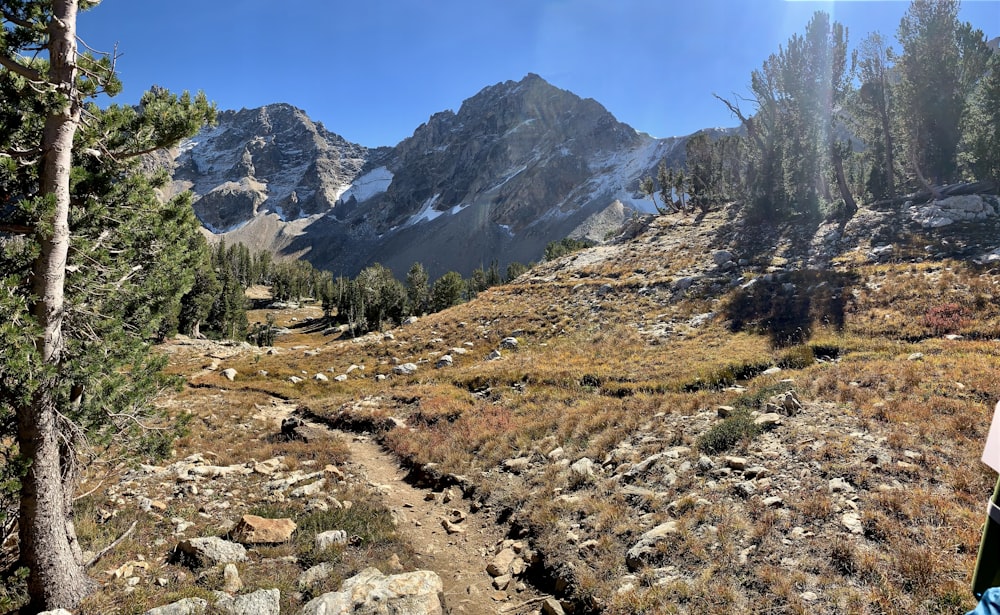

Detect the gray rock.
xmin=403 ymin=316 xmax=420 ymax=325
xmin=828 ymin=477 xmax=855 ymax=494
xmin=214 ymin=588 xmax=280 ymax=615
xmin=733 ymin=481 xmax=756 ymax=498
xmin=674 ymin=276 xmax=695 ymax=291
xmin=500 ymin=337 xmax=519 ymax=350
xmin=143 ymin=599 xmax=208 ymax=615
xmin=393 ymin=362 xmax=418 ymax=375
xmin=712 ymin=250 xmax=734 ymax=266
xmin=222 ymin=563 xmax=242 ymax=593
xmin=334 ymin=374 xmax=348 ymax=382
xmin=313 ymin=373 xmax=329 ymax=382
xmin=316 ymin=529 xmax=348 ymax=550
xmin=300 ymin=567 xmax=444 ymax=615
xmin=221 ymin=368 xmax=237 ymax=381
xmin=176 ymin=537 xmax=247 ymax=567
xmin=486 ymin=349 xmax=502 ymax=361
xmin=299 ymin=562 xmax=336 ymax=587
xmin=570 ymin=457 xmax=598 ymax=479
xmin=754 ymin=412 xmax=783 ymax=429
xmin=626 ymin=522 xmax=679 ymax=571
xmin=542 ymin=597 xmax=567 ymax=615
xmin=842 ymin=512 xmax=864 ymax=535
xmin=435 ymin=355 xmax=453 ymax=369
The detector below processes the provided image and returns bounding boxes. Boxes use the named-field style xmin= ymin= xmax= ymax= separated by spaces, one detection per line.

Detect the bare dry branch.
xmin=84 ymin=520 xmax=137 ymax=568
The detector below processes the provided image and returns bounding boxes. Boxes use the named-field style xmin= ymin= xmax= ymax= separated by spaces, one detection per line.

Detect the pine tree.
xmin=896 ymin=0 xmax=991 ymax=187
xmin=0 ymin=3 xmax=214 ymax=609
xmin=431 ymin=271 xmax=466 ymax=312
xmin=405 ymin=262 xmax=430 ymax=316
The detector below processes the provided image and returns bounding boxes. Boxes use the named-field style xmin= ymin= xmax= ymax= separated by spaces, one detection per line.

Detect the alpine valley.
xmin=160 ymin=74 xmax=708 ymax=278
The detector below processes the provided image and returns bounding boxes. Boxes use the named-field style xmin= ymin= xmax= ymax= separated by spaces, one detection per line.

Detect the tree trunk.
xmin=831 ymin=147 xmax=858 ymax=216
xmin=878 ymin=81 xmax=895 ymax=195
xmin=18 ymin=0 xmax=95 ymax=610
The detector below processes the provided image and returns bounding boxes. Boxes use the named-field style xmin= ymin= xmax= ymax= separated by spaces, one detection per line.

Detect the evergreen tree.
xmin=961 ymin=51 xmax=1000 ymax=181
xmin=656 ymin=160 xmax=674 ymax=213
xmin=467 ymin=266 xmax=488 ymax=299
xmin=0 ymin=2 xmax=214 ymax=608
xmin=431 ymin=271 xmax=466 ymax=312
xmin=851 ymin=32 xmax=899 ymax=200
xmin=718 ymin=11 xmax=853 ymax=218
xmin=505 ymin=261 xmax=529 ymax=282
xmin=355 ymin=263 xmax=405 ymax=330
xmin=405 ymin=262 xmax=430 ymax=316
xmin=176 ymin=235 xmax=220 ymax=338
xmin=638 ymin=176 xmax=662 ymax=213
xmin=896 ymin=0 xmax=991 ymax=186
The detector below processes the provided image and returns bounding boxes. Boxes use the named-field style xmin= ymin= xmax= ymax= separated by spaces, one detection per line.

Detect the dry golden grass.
xmin=54 ymin=207 xmax=1000 ymax=613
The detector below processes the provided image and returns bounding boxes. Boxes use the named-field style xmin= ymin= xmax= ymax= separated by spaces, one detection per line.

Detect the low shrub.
xmin=698 ymin=409 xmax=762 ymax=454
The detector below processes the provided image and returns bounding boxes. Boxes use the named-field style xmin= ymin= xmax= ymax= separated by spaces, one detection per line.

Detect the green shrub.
xmin=698 ymin=409 xmax=762 ymax=454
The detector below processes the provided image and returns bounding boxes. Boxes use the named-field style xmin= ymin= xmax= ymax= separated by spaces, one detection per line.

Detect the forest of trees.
xmin=644 ymin=0 xmax=1000 ymax=220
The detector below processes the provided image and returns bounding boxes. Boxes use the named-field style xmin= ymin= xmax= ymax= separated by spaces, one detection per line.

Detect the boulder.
xmin=316 ymin=529 xmax=349 ymax=550
xmin=435 ymin=355 xmax=453 ymax=369
xmin=221 ymin=368 xmax=237 ymax=381
xmin=570 ymin=457 xmax=598 ymax=479
xmin=712 ymin=250 xmax=734 ymax=266
xmin=500 ymin=337 xmax=519 ymax=350
xmin=393 ymin=362 xmax=418 ymax=376
xmin=230 ymin=514 xmax=296 ymax=544
xmin=176 ymin=537 xmax=247 ymax=568
xmin=214 ymin=588 xmax=280 ymax=615
xmin=299 ymin=562 xmax=336 ymax=587
xmin=626 ymin=522 xmax=679 ymax=571
xmin=300 ymin=567 xmax=444 ymax=615
xmin=487 ymin=548 xmax=518 ymax=577
xmin=143 ymin=598 xmax=208 ymax=615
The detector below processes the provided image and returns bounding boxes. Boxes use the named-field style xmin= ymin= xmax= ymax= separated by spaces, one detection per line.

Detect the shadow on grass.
xmin=724 ymin=269 xmax=858 ymax=347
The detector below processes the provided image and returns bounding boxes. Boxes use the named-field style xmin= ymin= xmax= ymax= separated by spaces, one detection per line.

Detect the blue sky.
xmin=78 ymin=0 xmax=998 ymax=147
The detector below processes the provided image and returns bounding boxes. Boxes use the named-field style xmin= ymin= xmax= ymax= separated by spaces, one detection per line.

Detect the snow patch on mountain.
xmin=586 ymin=136 xmax=686 ymax=213
xmin=338 ymin=166 xmax=393 ymax=204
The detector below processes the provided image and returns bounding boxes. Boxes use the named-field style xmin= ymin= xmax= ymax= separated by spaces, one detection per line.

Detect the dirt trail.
xmin=337 ymin=431 xmax=543 ymax=615
xmin=259 ymin=398 xmax=548 ymax=615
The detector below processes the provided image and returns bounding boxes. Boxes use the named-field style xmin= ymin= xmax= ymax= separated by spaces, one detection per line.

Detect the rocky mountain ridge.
xmin=163 ymin=74 xmax=694 ymax=278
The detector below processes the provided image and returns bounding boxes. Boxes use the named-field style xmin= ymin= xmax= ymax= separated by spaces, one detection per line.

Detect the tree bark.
xmin=878 ymin=84 xmax=895 ymax=196
xmin=17 ymin=0 xmax=95 ymax=610
xmin=831 ymin=147 xmax=858 ymax=216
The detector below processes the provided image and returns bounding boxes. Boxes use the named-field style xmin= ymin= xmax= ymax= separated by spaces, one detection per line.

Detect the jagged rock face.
xmin=351 ymin=73 xmax=642 ymax=233
xmin=170 ymin=75 xmax=697 ymax=278
xmin=170 ymin=103 xmax=369 ymax=231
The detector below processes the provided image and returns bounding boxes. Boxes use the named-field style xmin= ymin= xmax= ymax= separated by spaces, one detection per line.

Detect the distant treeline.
xmin=176 ymin=240 xmax=544 ymax=341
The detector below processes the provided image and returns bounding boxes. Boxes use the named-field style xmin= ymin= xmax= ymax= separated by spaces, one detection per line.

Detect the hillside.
xmin=66 ymin=193 xmax=1000 ymax=614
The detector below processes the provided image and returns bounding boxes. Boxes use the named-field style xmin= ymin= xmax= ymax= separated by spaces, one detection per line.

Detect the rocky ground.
xmin=22 ymin=192 xmax=1000 ymax=614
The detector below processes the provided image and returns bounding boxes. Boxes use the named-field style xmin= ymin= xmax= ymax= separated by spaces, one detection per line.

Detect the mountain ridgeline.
xmin=162 ymin=74 xmax=692 ymax=279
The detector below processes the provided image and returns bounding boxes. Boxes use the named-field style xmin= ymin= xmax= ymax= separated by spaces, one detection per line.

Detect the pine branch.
xmin=0 ymin=51 xmax=43 ymax=82
xmin=1 ymin=8 xmax=37 ymax=30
